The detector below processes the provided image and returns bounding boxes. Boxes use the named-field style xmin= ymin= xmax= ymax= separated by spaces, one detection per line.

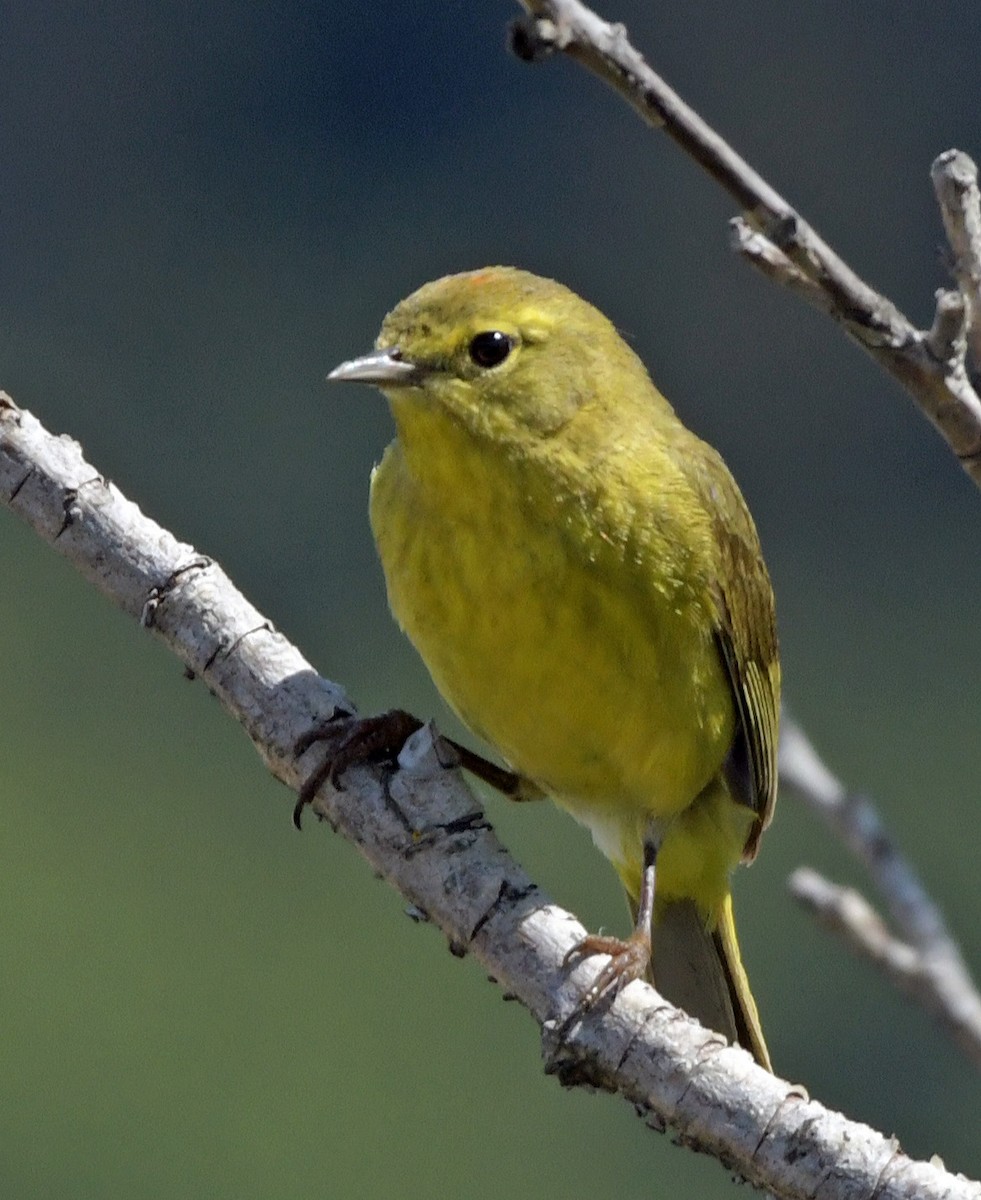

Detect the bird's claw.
xmin=292 ymin=708 xmax=423 ymax=829
xmin=562 ymin=930 xmax=652 ymax=1024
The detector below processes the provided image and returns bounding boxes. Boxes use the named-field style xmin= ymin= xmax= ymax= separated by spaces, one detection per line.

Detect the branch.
xmin=933 ymin=151 xmax=981 ymax=372
xmin=511 ymin=0 xmax=981 ymax=484
xmin=4 ymin=397 xmax=980 ymax=1197
xmin=780 ymin=718 xmax=981 ymax=1070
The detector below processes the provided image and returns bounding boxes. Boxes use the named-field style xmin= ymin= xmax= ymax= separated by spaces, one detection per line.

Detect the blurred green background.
xmin=2 ymin=2 xmax=980 ymax=1196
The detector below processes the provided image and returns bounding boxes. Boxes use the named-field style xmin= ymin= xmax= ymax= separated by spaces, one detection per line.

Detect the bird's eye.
xmin=468 ymin=330 xmax=514 ymax=369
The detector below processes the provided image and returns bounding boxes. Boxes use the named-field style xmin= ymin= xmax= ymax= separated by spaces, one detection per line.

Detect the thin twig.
xmin=788 ymin=868 xmax=981 ymax=1071
xmin=780 ymin=717 xmax=981 ymax=1070
xmin=933 ymin=150 xmax=981 ymax=374
xmin=511 ymin=0 xmax=981 ymax=482
xmin=3 ymin=396 xmax=979 ymax=1198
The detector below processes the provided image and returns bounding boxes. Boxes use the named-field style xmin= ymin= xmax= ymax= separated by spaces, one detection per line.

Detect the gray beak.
xmin=327 ymin=348 xmax=423 ymax=386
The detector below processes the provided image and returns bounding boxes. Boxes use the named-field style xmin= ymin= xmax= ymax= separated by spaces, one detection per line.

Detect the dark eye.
xmin=468 ymin=330 xmax=514 ymax=368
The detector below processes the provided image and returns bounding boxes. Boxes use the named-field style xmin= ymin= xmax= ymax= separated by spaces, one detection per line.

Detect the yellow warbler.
xmin=325 ymin=267 xmax=779 ymax=1068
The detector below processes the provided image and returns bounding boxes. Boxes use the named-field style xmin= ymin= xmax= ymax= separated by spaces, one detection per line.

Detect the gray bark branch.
xmin=512 ymin=0 xmax=981 ymax=482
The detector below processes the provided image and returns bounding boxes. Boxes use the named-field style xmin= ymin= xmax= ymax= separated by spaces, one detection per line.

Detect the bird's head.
xmin=328 ymin=267 xmax=663 ymax=444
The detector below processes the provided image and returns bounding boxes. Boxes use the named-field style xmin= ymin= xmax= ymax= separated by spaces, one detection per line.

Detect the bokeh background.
xmin=2 ymin=2 xmax=980 ymax=1196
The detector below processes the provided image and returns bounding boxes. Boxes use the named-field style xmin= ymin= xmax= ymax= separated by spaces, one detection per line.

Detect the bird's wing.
xmin=688 ymin=441 xmax=780 ymax=861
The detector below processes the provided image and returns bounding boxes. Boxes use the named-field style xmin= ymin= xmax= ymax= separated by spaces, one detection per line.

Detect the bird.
xmin=313 ymin=266 xmax=779 ymax=1069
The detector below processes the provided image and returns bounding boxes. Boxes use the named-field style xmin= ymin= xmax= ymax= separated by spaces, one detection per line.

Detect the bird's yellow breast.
xmin=369 ymin=396 xmax=735 ymax=867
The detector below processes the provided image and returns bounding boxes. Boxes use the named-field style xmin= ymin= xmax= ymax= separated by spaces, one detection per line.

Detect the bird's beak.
xmin=327 ymin=348 xmax=423 ymax=387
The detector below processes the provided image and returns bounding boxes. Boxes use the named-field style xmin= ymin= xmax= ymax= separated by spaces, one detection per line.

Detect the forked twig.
xmin=780 ymin=717 xmax=981 ymax=1070
xmin=512 ymin=0 xmax=981 ymax=479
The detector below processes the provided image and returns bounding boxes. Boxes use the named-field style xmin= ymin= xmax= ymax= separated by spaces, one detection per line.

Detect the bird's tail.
xmin=649 ymin=891 xmax=771 ymax=1070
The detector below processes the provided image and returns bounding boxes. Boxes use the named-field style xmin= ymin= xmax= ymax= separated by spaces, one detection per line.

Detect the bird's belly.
xmin=370 ymin=443 xmax=734 ymax=828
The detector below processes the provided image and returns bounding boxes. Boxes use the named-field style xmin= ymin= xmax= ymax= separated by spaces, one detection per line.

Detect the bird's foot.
xmin=292 ymin=708 xmax=423 ymax=829
xmin=562 ymin=929 xmax=652 ymax=1024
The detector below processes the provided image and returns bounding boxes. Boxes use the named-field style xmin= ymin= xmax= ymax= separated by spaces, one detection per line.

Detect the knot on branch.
xmin=508 ymin=16 xmax=559 ymax=62
xmin=926 ymin=289 xmax=968 ymax=368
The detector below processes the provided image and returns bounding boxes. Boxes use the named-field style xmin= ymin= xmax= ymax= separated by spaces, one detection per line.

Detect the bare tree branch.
xmin=781 ymin=721 xmax=981 ymax=1070
xmin=4 ymin=394 xmax=980 ymax=1198
xmin=933 ymin=151 xmax=981 ymax=373
xmin=511 ymin=0 xmax=981 ymax=482
xmin=789 ymin=867 xmax=981 ymax=1071
xmin=779 ymin=718 xmax=961 ymax=956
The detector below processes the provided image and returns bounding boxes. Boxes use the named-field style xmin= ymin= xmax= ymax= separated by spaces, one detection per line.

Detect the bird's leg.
xmin=444 ymin=741 xmax=545 ymax=802
xmin=293 ymin=708 xmax=539 ymax=829
xmin=563 ymin=840 xmax=657 ymax=1017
